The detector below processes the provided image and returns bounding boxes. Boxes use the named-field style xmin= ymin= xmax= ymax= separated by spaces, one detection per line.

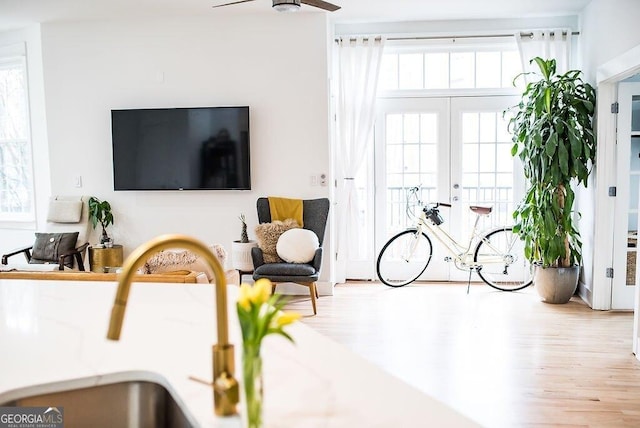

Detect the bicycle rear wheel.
xmin=376 ymin=229 xmax=433 ymax=287
xmin=474 ymin=227 xmax=532 ymax=291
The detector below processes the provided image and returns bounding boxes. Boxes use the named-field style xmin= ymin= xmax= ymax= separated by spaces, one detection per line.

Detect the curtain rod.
xmin=335 ymin=31 xmax=580 ymax=43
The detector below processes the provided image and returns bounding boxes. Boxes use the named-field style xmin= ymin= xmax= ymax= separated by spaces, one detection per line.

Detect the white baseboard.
xmin=577 ymin=280 xmax=593 ymax=308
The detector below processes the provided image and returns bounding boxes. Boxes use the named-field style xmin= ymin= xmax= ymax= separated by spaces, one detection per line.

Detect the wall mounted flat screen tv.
xmin=111 ymin=106 xmax=250 ymax=190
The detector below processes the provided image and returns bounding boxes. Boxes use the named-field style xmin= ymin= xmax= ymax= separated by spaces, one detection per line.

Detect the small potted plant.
xmin=508 ymin=57 xmax=596 ymax=303
xmin=88 ymin=196 xmax=115 ymax=247
xmin=231 ymin=214 xmax=257 ymax=272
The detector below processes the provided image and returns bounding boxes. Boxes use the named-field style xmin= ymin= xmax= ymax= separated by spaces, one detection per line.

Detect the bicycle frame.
xmin=413 ymin=209 xmax=511 ymax=271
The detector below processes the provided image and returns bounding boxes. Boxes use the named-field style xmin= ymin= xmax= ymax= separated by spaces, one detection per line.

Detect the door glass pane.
xmin=628 ymin=135 xmax=640 ymax=285
xmin=461 ymin=109 xmax=516 ymax=234
xmin=462 ymin=113 xmax=479 ymax=143
xmin=385 ymin=112 xmax=438 ymax=235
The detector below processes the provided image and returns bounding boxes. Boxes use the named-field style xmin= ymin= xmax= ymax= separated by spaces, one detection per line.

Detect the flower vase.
xmin=242 ymin=345 xmax=264 ymax=428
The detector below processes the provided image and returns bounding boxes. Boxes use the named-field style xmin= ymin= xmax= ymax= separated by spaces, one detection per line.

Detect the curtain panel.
xmin=335 ymin=36 xmax=385 ymax=277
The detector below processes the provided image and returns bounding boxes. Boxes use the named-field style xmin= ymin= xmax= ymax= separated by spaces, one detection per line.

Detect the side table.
xmin=237 ymin=269 xmax=253 ymax=283
xmin=89 ymin=245 xmax=124 ymax=273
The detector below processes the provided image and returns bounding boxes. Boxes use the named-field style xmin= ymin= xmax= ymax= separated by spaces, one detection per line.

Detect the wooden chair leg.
xmin=271 ymin=282 xmax=277 ymax=295
xmin=309 ymin=282 xmax=317 ymax=315
xmin=315 ymin=286 xmax=319 ymax=299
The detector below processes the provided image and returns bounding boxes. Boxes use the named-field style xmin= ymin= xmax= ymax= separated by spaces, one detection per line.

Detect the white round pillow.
xmin=276 ymin=228 xmax=319 ymax=263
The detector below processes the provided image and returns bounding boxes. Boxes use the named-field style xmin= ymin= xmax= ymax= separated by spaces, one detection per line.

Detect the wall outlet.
xmin=320 ymin=173 xmax=327 ymax=186
xmin=74 ymin=176 xmax=82 ymax=188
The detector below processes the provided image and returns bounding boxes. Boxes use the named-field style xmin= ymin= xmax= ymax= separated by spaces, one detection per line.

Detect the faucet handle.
xmin=213 ymin=344 xmax=239 ymax=416
xmin=213 ymin=371 xmax=239 ymax=416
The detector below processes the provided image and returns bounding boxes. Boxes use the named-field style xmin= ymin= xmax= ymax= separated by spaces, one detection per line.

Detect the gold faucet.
xmin=106 ymin=234 xmax=239 ymax=416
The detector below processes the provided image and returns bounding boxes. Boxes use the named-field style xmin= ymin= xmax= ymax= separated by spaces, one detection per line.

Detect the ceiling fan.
xmin=212 ymin=0 xmax=341 ymax=13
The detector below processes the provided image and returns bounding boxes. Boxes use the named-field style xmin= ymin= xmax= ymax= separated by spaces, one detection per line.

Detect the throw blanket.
xmin=268 ymin=197 xmax=303 ymax=226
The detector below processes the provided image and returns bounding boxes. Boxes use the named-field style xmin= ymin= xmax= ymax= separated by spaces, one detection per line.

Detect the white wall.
xmin=577 ymin=0 xmax=640 ymax=306
xmin=580 ymin=0 xmax=640 ymax=83
xmin=9 ymin=13 xmax=333 ymax=285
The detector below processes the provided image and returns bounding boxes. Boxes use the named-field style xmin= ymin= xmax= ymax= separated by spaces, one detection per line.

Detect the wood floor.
xmin=283 ymin=281 xmax=640 ymax=428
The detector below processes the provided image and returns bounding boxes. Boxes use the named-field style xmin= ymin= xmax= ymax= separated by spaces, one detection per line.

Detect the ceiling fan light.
xmin=273 ymin=0 xmax=301 ymax=12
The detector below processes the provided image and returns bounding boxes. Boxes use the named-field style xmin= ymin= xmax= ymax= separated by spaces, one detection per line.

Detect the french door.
xmin=346 ymin=95 xmax=521 ymax=282
xmin=612 ymin=82 xmax=640 ymax=310
xmin=373 ymin=97 xmax=451 ymax=280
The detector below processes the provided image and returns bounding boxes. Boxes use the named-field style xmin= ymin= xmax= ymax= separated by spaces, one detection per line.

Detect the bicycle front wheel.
xmin=376 ymin=229 xmax=433 ymax=287
xmin=474 ymin=227 xmax=533 ymax=291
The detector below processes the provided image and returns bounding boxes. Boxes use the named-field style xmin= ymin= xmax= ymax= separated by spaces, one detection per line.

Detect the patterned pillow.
xmin=254 ymin=218 xmax=300 ymax=263
xmin=143 ymin=245 xmax=228 ymax=282
xmin=30 ymin=232 xmax=79 ymax=268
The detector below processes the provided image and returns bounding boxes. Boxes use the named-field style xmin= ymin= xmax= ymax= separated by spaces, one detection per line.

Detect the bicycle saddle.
xmin=469 ymin=205 xmax=492 ymax=215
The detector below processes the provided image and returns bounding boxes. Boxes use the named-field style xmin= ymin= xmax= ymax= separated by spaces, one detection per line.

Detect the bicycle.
xmin=376 ymin=187 xmax=533 ymax=291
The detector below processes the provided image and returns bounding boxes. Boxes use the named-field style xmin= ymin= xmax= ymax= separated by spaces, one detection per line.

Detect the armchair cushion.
xmin=276 ymin=228 xmax=319 ymax=263
xmin=254 ymin=218 xmax=300 ymax=263
xmin=254 ymin=262 xmax=317 ymax=277
xmin=30 ymin=232 xmax=79 ymax=268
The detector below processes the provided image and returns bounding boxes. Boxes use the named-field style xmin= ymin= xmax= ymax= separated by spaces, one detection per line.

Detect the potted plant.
xmin=231 ymin=214 xmax=258 ymax=272
xmin=508 ymin=57 xmax=596 ymax=304
xmin=88 ymin=196 xmax=115 ymax=247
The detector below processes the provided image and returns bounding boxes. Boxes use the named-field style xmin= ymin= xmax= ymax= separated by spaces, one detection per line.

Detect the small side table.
xmin=89 ymin=245 xmax=124 ymax=273
xmin=237 ymin=270 xmax=253 ymax=283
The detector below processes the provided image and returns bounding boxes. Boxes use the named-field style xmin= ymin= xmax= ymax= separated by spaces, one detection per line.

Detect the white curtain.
xmin=335 ymin=36 xmax=385 ymax=277
xmin=516 ymin=28 xmax=573 ymax=78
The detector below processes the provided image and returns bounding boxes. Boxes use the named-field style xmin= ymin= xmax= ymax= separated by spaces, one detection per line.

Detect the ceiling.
xmin=0 ymin=0 xmax=593 ymax=32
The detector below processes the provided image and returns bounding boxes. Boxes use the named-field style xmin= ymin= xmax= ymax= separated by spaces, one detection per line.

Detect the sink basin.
xmin=0 ymin=372 xmax=197 ymax=428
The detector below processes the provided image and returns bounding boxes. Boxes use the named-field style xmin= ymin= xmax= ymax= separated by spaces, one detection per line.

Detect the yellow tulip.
xmin=274 ymin=311 xmax=301 ymax=328
xmin=251 ymin=279 xmax=272 ymax=304
xmin=238 ymin=283 xmax=252 ymax=311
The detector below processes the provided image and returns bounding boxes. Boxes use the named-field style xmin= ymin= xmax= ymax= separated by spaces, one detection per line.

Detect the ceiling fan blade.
xmin=300 ymin=0 xmax=341 ymax=12
xmin=212 ymin=0 xmax=257 ymax=9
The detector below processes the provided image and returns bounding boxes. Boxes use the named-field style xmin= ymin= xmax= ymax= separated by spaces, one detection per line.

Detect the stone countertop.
xmin=0 ymin=279 xmax=479 ymax=427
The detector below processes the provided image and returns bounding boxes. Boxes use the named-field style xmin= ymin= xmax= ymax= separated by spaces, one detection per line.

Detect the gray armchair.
xmin=252 ymin=197 xmax=330 ymax=315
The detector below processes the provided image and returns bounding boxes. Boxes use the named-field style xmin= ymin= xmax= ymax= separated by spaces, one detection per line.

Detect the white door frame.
xmin=611 ymin=82 xmax=640 ymax=309
xmin=592 ymin=43 xmax=640 ymax=358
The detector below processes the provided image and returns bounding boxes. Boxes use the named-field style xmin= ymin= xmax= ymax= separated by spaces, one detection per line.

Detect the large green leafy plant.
xmin=509 ymin=57 xmax=596 ymax=268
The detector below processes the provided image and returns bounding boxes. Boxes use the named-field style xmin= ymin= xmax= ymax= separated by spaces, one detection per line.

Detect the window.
xmin=378 ymin=40 xmax=521 ymax=91
xmin=0 ymin=54 xmax=34 ymax=223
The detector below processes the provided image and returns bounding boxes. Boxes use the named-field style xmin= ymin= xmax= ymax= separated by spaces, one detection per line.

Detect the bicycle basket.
xmin=425 ymin=207 xmax=444 ymax=225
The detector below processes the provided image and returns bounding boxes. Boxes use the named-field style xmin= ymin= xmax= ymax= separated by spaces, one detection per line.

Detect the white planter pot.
xmin=231 ymin=241 xmax=258 ymax=272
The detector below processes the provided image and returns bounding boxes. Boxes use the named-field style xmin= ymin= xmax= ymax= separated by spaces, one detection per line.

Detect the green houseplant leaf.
xmin=507 ymin=57 xmax=596 ymax=268
xmin=88 ymin=196 xmax=115 ymax=243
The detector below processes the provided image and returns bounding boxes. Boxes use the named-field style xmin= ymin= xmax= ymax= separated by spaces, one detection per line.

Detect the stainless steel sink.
xmin=0 ymin=372 xmax=197 ymax=428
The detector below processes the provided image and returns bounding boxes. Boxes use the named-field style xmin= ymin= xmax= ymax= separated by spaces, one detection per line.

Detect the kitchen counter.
xmin=0 ymin=279 xmax=479 ymax=427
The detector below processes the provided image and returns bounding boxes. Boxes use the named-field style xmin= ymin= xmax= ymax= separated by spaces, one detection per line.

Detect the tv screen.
xmin=111 ymin=106 xmax=250 ymax=190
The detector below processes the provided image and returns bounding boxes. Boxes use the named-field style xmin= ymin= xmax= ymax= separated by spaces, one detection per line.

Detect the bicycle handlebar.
xmin=407 ymin=187 xmax=453 ymax=208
